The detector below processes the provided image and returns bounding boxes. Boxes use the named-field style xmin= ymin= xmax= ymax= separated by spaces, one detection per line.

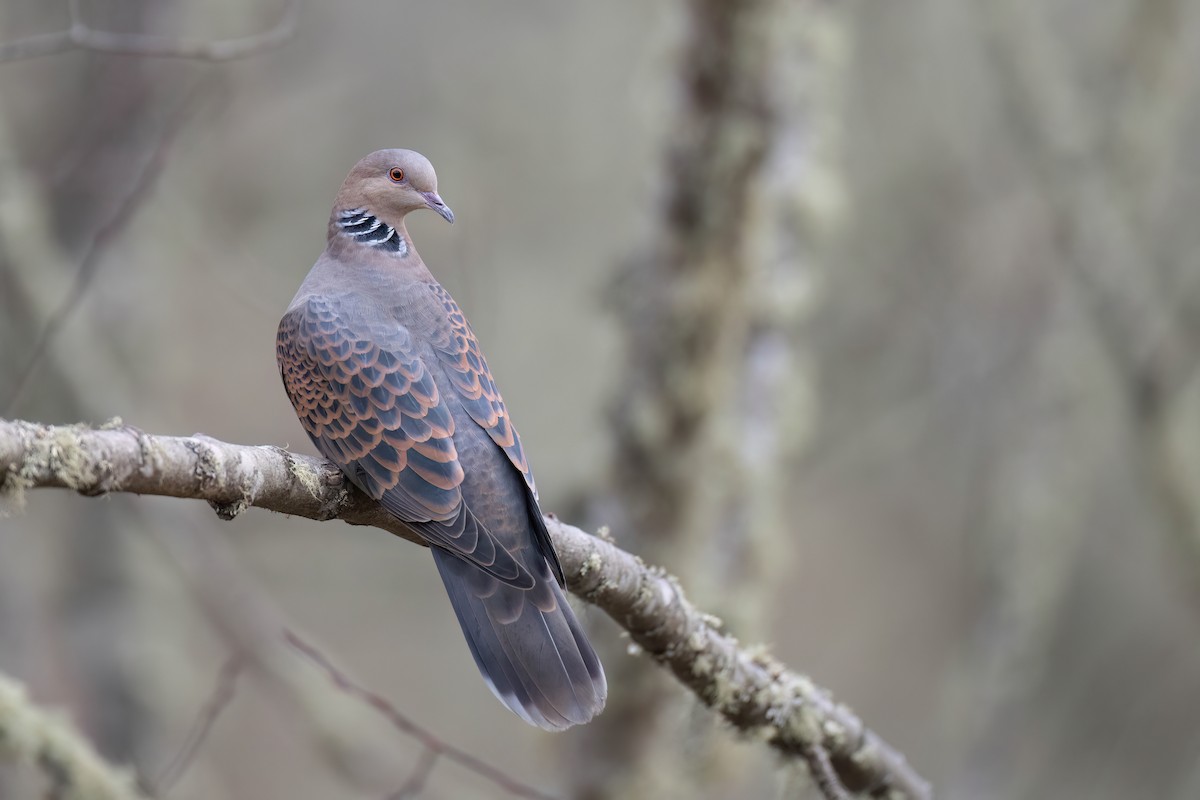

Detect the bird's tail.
xmin=431 ymin=547 xmax=607 ymax=730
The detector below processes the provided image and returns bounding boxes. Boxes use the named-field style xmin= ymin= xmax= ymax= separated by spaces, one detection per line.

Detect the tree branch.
xmin=0 ymin=418 xmax=932 ymax=800
xmin=284 ymin=630 xmax=560 ymax=800
xmin=149 ymin=655 xmax=241 ymax=795
xmin=147 ymin=505 xmax=561 ymax=798
xmin=4 ymin=82 xmax=207 ymax=415
xmin=0 ymin=0 xmax=297 ymax=63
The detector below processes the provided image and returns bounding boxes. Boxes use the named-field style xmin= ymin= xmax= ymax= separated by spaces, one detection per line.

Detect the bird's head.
xmin=334 ymin=149 xmax=455 ymax=226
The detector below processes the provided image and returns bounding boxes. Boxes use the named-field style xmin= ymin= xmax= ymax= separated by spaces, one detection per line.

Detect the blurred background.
xmin=3 ymin=0 xmax=1200 ymax=798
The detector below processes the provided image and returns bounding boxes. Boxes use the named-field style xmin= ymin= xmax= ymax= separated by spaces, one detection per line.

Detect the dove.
xmin=276 ymin=149 xmax=606 ymax=729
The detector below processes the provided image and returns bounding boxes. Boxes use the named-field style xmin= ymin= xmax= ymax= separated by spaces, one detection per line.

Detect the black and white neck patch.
xmin=336 ymin=208 xmax=408 ymax=255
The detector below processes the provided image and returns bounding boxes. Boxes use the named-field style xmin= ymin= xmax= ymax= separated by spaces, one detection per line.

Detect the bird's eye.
xmin=389 ymin=167 xmax=405 ymax=182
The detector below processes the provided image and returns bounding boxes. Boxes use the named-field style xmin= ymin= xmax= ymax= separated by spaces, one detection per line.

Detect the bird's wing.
xmin=425 ymin=284 xmax=566 ymax=586
xmin=277 ymin=294 xmax=534 ymax=589
xmin=426 ymin=284 xmax=534 ymax=490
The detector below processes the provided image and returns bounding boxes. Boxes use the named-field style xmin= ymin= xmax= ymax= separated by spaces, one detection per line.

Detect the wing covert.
xmin=426 ymin=284 xmax=565 ymax=586
xmin=277 ymin=295 xmax=533 ymax=588
xmin=426 ymin=283 xmax=535 ymax=492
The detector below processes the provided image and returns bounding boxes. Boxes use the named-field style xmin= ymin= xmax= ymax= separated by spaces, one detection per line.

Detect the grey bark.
xmin=0 ymin=418 xmax=933 ymax=800
xmin=582 ymin=0 xmax=836 ymax=795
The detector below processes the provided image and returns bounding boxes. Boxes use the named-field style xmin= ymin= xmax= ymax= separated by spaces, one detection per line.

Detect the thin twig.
xmin=803 ymin=743 xmax=850 ymax=800
xmin=0 ymin=0 xmax=297 ymax=63
xmin=150 ymin=655 xmax=243 ymax=795
xmin=3 ymin=82 xmax=206 ymax=414
xmin=980 ymin=0 xmax=1200 ymax=395
xmin=979 ymin=0 xmax=1200 ymax=603
xmin=286 ymin=632 xmax=561 ymax=800
xmin=144 ymin=510 xmax=556 ymax=800
xmin=389 ymin=746 xmax=440 ymax=800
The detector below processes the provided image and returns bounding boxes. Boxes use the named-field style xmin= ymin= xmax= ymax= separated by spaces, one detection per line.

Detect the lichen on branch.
xmin=0 ymin=418 xmax=931 ymax=800
xmin=0 ymin=672 xmax=147 ymax=800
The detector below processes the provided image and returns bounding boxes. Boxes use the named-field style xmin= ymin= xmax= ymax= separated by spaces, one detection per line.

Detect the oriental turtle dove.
xmin=277 ymin=149 xmax=606 ymax=730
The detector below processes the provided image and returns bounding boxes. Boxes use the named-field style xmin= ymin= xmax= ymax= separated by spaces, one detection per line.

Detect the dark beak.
xmin=421 ymin=191 xmax=455 ymax=224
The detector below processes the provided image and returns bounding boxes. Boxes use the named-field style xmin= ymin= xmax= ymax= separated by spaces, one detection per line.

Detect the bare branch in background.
xmin=0 ymin=0 xmax=297 ymax=63
xmin=3 ymin=82 xmax=207 ymax=415
xmin=144 ymin=502 xmax=560 ymax=799
xmin=285 ymin=632 xmax=559 ymax=800
xmin=0 ymin=419 xmax=933 ymax=800
xmin=388 ymin=747 xmax=439 ymax=800
xmin=803 ymin=743 xmax=851 ymax=800
xmin=980 ymin=0 xmax=1200 ymax=397
xmin=980 ymin=0 xmax=1200 ymax=590
xmin=150 ymin=656 xmax=242 ymax=795
xmin=587 ymin=0 xmax=839 ymax=793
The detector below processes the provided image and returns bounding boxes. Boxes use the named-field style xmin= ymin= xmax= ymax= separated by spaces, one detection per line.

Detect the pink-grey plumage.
xmin=276 ymin=149 xmax=606 ymax=729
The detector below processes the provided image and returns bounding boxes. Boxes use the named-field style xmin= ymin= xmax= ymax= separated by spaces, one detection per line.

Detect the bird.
xmin=275 ymin=149 xmax=606 ymax=730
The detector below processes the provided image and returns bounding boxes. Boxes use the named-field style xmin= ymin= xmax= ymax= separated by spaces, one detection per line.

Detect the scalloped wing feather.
xmin=425 ymin=284 xmax=565 ymax=586
xmin=277 ymin=295 xmax=534 ymax=589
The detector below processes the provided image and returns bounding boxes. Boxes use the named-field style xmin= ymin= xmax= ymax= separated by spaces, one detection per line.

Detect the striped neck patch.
xmin=336 ymin=208 xmax=408 ymax=255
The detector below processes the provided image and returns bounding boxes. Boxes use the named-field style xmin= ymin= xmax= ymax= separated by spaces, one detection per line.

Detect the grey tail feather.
xmin=431 ymin=547 xmax=607 ymax=730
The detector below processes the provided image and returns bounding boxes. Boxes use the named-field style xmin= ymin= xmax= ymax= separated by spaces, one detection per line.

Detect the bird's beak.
xmin=421 ymin=191 xmax=455 ymax=224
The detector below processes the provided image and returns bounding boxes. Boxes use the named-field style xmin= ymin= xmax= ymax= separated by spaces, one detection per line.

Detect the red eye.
xmin=389 ymin=167 xmax=404 ymax=182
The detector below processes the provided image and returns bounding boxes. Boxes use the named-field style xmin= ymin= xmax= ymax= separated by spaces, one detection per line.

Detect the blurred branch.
xmin=980 ymin=0 xmax=1200 ymax=587
xmin=149 ymin=655 xmax=241 ymax=795
xmin=1107 ymin=0 xmax=1193 ymax=219
xmin=593 ymin=0 xmax=826 ymax=793
xmin=285 ymin=631 xmax=559 ymax=800
xmin=389 ymin=746 xmax=438 ymax=800
xmin=803 ymin=743 xmax=851 ymax=800
xmin=0 ymin=671 xmax=148 ymax=800
xmin=0 ymin=418 xmax=933 ymax=800
xmin=3 ymin=82 xmax=207 ymax=415
xmin=0 ymin=0 xmax=297 ymax=62
xmin=144 ymin=507 xmax=558 ymax=800
xmin=981 ymin=0 xmax=1199 ymax=400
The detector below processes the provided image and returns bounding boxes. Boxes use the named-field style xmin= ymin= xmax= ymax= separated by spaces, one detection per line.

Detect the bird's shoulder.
xmin=280 ymin=272 xmax=451 ymax=345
